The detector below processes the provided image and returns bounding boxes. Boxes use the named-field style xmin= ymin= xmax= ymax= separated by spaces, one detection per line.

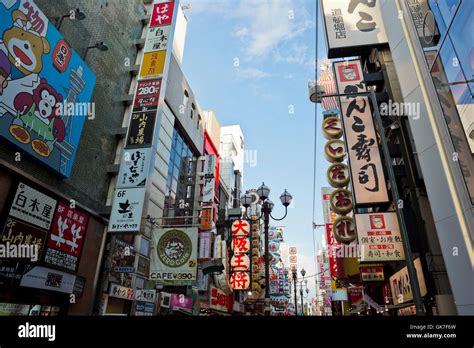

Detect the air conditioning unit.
xmin=160 ymin=292 xmax=171 ymax=308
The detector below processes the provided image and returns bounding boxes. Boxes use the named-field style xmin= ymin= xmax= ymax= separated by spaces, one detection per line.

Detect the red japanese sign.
xmin=47 ymin=202 xmax=89 ymax=257
xmin=231 ymin=236 xmax=250 ymax=254
xmin=133 ymin=79 xmax=162 ymax=112
xmin=209 ymin=285 xmax=231 ymax=313
xmin=231 ymin=219 xmax=250 ymax=236
xmin=150 ymin=1 xmax=174 ymax=27
xmin=229 ymin=272 xmax=250 ymax=290
xmin=52 ymin=39 xmax=72 ymax=73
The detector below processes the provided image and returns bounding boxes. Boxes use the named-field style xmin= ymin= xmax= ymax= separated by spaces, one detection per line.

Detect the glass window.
xmin=139 ymin=237 xmax=150 ymax=256
xmin=430 ymin=2 xmax=474 ymax=203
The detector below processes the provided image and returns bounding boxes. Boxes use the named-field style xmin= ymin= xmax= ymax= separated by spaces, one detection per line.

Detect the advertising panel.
xmin=150 ymin=228 xmax=198 ymax=285
xmin=355 ymin=212 xmax=405 ymax=262
xmin=321 ymin=0 xmax=388 ymax=58
xmin=125 ymin=112 xmax=156 ymax=148
xmin=9 ymin=182 xmax=57 ymax=230
xmin=43 ymin=201 xmax=89 ymax=272
xmin=0 ymin=0 xmax=96 ymax=176
xmin=389 ymin=258 xmax=427 ymax=305
xmin=1 ymin=217 xmax=47 ymax=260
xmin=20 ymin=265 xmax=77 ymax=294
xmin=108 ymin=188 xmax=146 ymax=233
xmin=116 ymin=147 xmax=152 ymax=189
xmin=133 ymin=79 xmax=162 ymax=113
xmin=333 ymin=59 xmax=389 ymax=206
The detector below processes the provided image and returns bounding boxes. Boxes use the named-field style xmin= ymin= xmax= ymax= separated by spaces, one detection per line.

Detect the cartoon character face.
xmin=37 ymin=87 xmax=58 ymax=120
xmin=2 ymin=10 xmax=50 ymax=76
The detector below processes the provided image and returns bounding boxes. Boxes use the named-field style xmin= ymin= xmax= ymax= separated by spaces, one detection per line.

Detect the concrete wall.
xmin=380 ymin=0 xmax=474 ymax=314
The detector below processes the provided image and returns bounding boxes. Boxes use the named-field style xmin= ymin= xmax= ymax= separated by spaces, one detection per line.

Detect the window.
xmin=191 ymin=103 xmax=196 ymax=119
xmin=183 ymin=90 xmax=189 ymax=109
xmin=197 ymin=114 xmax=202 ymax=130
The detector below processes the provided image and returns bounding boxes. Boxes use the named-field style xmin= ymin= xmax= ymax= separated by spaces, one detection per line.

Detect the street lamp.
xmin=291 ymin=268 xmax=298 ymax=316
xmin=56 ymin=9 xmax=86 ymax=30
xmin=82 ymin=42 xmax=109 ymax=60
xmin=241 ymin=182 xmax=293 ymax=316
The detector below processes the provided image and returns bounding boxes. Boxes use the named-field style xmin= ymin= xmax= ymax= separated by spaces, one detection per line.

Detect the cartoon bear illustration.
xmin=1 ymin=9 xmax=50 ymax=86
xmin=9 ymin=78 xmax=65 ymax=158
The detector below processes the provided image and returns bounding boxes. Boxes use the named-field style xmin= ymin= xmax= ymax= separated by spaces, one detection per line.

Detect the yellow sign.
xmin=139 ymin=51 xmax=166 ymax=78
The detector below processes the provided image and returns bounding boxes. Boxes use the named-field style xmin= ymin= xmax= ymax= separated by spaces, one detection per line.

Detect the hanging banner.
xmin=150 ymin=228 xmax=198 ymax=285
xmin=9 ymin=182 xmax=57 ymax=230
xmin=108 ymin=188 xmax=146 ymax=233
xmin=43 ymin=202 xmax=89 ymax=272
xmin=321 ymin=0 xmax=388 ymax=58
xmin=198 ymin=231 xmax=212 ymax=259
xmin=117 ymin=148 xmax=152 ymax=188
xmin=333 ymin=59 xmax=389 ymax=206
xmin=355 ymin=212 xmax=405 ymax=262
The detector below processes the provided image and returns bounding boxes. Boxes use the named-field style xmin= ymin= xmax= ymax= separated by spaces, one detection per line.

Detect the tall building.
xmin=0 ymin=0 xmax=145 ymax=315
xmin=377 ymin=0 xmax=473 ymax=314
xmin=317 ymin=0 xmax=473 ymax=315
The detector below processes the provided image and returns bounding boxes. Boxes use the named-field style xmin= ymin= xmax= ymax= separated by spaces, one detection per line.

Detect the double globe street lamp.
xmin=241 ymin=183 xmax=293 ymax=316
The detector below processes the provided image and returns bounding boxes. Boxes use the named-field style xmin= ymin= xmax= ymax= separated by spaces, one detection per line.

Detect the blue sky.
xmin=181 ymin=0 xmax=328 ymax=299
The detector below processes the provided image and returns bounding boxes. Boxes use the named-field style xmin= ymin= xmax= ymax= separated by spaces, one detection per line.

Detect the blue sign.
xmin=0 ymin=0 xmax=96 ymax=177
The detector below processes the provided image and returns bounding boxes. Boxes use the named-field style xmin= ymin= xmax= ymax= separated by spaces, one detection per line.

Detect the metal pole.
xmin=369 ymin=90 xmax=425 ymax=315
xmin=263 ymin=203 xmax=270 ymax=316
xmin=293 ymin=271 xmax=298 ymax=316
xmin=300 ymin=283 xmax=304 ymax=316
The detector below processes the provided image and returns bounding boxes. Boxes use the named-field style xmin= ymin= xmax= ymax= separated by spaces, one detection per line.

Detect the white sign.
xmin=135 ymin=289 xmax=156 ymax=303
xmin=355 ymin=212 xmax=405 ymax=262
xmin=109 ymin=283 xmax=134 ymax=300
xmin=117 ymin=148 xmax=152 ymax=188
xmin=321 ymin=187 xmax=337 ymax=224
xmin=198 ymin=232 xmax=212 ymax=259
xmin=20 ymin=266 xmax=76 ymax=294
xmin=389 ymin=258 xmax=427 ymax=305
xmin=150 ymin=228 xmax=198 ymax=285
xmin=108 ymin=188 xmax=146 ymax=232
xmin=202 ymin=155 xmax=216 ymax=203
xmin=321 ymin=0 xmax=387 ymax=58
xmin=144 ymin=25 xmax=171 ymax=53
xmin=9 ymin=182 xmax=57 ymax=230
xmin=333 ymin=60 xmax=389 ymax=206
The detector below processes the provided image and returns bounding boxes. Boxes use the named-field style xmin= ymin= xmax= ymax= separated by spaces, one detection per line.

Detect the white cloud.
xmin=185 ymin=0 xmax=316 ymax=61
xmin=235 ymin=67 xmax=272 ymax=80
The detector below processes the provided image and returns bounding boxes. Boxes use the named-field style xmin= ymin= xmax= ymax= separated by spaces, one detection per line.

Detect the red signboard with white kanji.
xmin=150 ymin=1 xmax=175 ymax=27
xmin=133 ymin=79 xmax=162 ymax=112
xmin=44 ymin=201 xmax=89 ymax=272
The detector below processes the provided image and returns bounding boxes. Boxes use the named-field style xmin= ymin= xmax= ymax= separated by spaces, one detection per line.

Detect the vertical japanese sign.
xmin=150 ymin=228 xmax=198 ymax=285
xmin=202 ymin=154 xmax=216 ymax=203
xmin=321 ymin=0 xmax=387 ymax=58
xmin=43 ymin=202 xmax=89 ymax=272
xmin=108 ymin=0 xmax=178 ymax=234
xmin=333 ymin=59 xmax=389 ymax=206
xmin=355 ymin=212 xmax=405 ymax=262
xmin=229 ymin=219 xmax=250 ymax=290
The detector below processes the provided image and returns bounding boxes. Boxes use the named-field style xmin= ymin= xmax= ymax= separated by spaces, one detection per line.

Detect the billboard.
xmin=321 ymin=0 xmax=388 ymax=58
xmin=0 ymin=0 xmax=96 ymax=177
xmin=389 ymin=258 xmax=427 ymax=305
xmin=333 ymin=60 xmax=389 ymax=206
xmin=150 ymin=227 xmax=198 ymax=285
xmin=355 ymin=212 xmax=405 ymax=262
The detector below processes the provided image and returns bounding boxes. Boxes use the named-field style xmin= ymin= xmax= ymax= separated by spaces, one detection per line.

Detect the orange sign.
xmin=139 ymin=51 xmax=166 ymax=78
xmin=200 ymin=208 xmax=212 ymax=231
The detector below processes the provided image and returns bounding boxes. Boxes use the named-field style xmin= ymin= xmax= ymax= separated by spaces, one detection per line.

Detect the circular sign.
xmin=231 ymin=254 xmax=250 ymax=271
xmin=157 ymin=229 xmax=192 ymax=268
xmin=322 ymin=116 xmax=343 ymax=139
xmin=231 ymin=219 xmax=250 ymax=236
xmin=329 ymin=188 xmax=353 ymax=215
xmin=269 ymin=240 xmax=280 ymax=253
xmin=327 ymin=163 xmax=350 ymax=188
xmin=333 ymin=216 xmax=356 ymax=244
xmin=324 ymin=139 xmax=346 ymax=163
